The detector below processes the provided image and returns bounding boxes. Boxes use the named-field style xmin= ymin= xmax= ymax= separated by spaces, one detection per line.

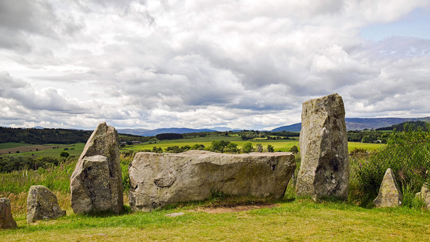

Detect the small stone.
xmin=27 ymin=185 xmax=66 ymax=223
xmin=373 ymin=168 xmax=402 ymax=207
xmin=417 ymin=183 xmax=430 ymax=209
xmin=0 ymin=198 xmax=17 ymax=229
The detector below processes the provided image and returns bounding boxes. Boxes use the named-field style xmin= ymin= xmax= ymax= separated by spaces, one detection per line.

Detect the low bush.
xmin=349 ymin=125 xmax=430 ymax=207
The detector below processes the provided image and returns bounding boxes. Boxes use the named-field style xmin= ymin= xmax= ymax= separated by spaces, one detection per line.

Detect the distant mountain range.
xmin=27 ymin=117 xmax=430 ymax=137
xmin=272 ymin=117 xmax=430 ymax=132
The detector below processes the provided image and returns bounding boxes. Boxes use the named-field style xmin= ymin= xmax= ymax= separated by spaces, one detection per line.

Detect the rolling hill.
xmin=117 ymin=128 xmax=217 ymax=136
xmin=272 ymin=117 xmax=430 ymax=132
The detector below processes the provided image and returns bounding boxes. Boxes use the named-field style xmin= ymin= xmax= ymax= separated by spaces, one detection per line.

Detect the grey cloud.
xmin=0 ymin=0 xmax=84 ymax=51
xmin=0 ymin=72 xmax=89 ymax=113
xmin=2 ymin=1 xmax=430 ymax=130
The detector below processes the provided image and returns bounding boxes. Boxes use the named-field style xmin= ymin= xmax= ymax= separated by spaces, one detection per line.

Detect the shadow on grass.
xmin=158 ymin=193 xmax=297 ymax=212
xmin=77 ymin=205 xmax=133 ymax=218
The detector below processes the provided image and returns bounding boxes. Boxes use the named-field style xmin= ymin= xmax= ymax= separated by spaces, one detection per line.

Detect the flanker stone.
xmin=129 ymin=150 xmax=296 ymax=212
xmin=70 ymin=122 xmax=123 ymax=214
xmin=373 ymin=168 xmax=402 ymax=207
xmin=416 ymin=183 xmax=430 ymax=209
xmin=27 ymin=185 xmax=66 ymax=223
xmin=0 ymin=198 xmax=17 ymax=229
xmin=296 ymin=93 xmax=349 ymax=200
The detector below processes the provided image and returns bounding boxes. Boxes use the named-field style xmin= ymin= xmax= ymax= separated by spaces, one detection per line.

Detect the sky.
xmin=1 ymin=0 xmax=430 ymax=131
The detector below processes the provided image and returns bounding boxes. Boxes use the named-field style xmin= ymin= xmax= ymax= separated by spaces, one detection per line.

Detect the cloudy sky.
xmin=1 ymin=0 xmax=430 ymax=131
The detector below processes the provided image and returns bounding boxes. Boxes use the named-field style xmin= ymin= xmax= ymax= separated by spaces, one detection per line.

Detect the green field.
xmin=0 ymin=143 xmax=85 ymax=158
xmin=0 ymin=140 xmax=383 ymax=158
xmin=125 ymin=139 xmax=299 ymax=152
xmin=0 ymin=142 xmax=33 ymax=149
xmin=124 ymin=140 xmax=383 ymax=153
xmin=348 ymin=142 xmax=384 ymax=152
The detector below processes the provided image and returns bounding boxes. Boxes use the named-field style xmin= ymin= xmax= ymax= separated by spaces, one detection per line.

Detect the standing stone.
xmin=129 ymin=150 xmax=296 ymax=212
xmin=416 ymin=183 xmax=430 ymax=209
xmin=0 ymin=198 xmax=17 ymax=229
xmin=70 ymin=122 xmax=123 ymax=214
xmin=373 ymin=168 xmax=402 ymax=207
xmin=27 ymin=185 xmax=66 ymax=223
xmin=296 ymin=93 xmax=349 ymax=200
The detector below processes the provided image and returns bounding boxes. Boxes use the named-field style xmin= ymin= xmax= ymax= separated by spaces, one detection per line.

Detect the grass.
xmin=0 ymin=140 xmax=383 ymax=158
xmin=0 ymin=142 xmax=32 ymax=150
xmin=124 ymin=140 xmax=299 ymax=152
xmin=0 ymin=139 xmax=424 ymax=241
xmin=0 ymin=143 xmax=85 ymax=158
xmin=348 ymin=142 xmax=384 ymax=152
xmin=1 ymin=195 xmax=430 ymax=241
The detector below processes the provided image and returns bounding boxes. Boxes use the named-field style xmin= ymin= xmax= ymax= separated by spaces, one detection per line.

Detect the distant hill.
xmin=272 ymin=117 xmax=430 ymax=132
xmin=376 ymin=121 xmax=429 ymax=131
xmin=0 ymin=127 xmax=150 ymax=144
xmin=117 ymin=128 xmax=217 ymax=137
xmin=272 ymin=123 xmax=302 ymax=132
xmin=211 ymin=127 xmax=242 ymax=132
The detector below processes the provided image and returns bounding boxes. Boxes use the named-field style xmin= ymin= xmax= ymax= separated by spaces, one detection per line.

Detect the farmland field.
xmin=123 ymin=140 xmax=383 ymax=153
xmin=0 ymin=140 xmax=383 ymax=157
xmin=0 ymin=143 xmax=85 ymax=158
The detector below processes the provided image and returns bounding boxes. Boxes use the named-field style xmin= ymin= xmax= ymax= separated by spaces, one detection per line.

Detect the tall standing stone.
xmin=0 ymin=198 xmax=17 ymax=229
xmin=70 ymin=122 xmax=123 ymax=214
xmin=373 ymin=168 xmax=402 ymax=207
xmin=296 ymin=93 xmax=349 ymax=200
xmin=27 ymin=185 xmax=66 ymax=223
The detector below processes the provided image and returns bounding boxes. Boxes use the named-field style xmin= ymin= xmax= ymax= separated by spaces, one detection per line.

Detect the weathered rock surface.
xmin=129 ymin=150 xmax=295 ymax=212
xmin=296 ymin=93 xmax=349 ymax=200
xmin=0 ymin=198 xmax=17 ymax=229
xmin=416 ymin=183 xmax=430 ymax=209
xmin=27 ymin=185 xmax=66 ymax=223
xmin=373 ymin=168 xmax=402 ymax=207
xmin=70 ymin=122 xmax=123 ymax=214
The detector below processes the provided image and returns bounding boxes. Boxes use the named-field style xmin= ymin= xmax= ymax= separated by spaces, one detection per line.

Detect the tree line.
xmin=0 ymin=127 xmax=151 ymax=144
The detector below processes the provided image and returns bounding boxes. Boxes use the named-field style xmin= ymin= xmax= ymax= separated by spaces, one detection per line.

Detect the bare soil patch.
xmin=193 ymin=204 xmax=279 ymax=213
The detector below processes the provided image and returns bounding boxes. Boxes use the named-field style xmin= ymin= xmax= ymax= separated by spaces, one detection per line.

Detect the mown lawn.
xmin=1 ymin=197 xmax=429 ymax=241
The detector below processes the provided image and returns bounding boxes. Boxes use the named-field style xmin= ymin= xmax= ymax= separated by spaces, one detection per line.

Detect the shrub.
xmin=242 ymin=142 xmax=253 ymax=153
xmin=349 ymin=125 xmax=430 ymax=207
xmin=256 ymin=144 xmax=263 ymax=152
xmin=289 ymin=145 xmax=299 ymax=154
xmin=60 ymin=151 xmax=70 ymax=158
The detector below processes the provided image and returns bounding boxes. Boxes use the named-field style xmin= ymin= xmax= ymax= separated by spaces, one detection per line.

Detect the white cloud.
xmin=0 ymin=0 xmax=430 ymax=130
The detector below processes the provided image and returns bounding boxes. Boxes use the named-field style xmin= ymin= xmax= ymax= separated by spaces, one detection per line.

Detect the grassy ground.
xmin=0 ymin=140 xmax=422 ymax=241
xmin=1 ymin=195 xmax=430 ymax=241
